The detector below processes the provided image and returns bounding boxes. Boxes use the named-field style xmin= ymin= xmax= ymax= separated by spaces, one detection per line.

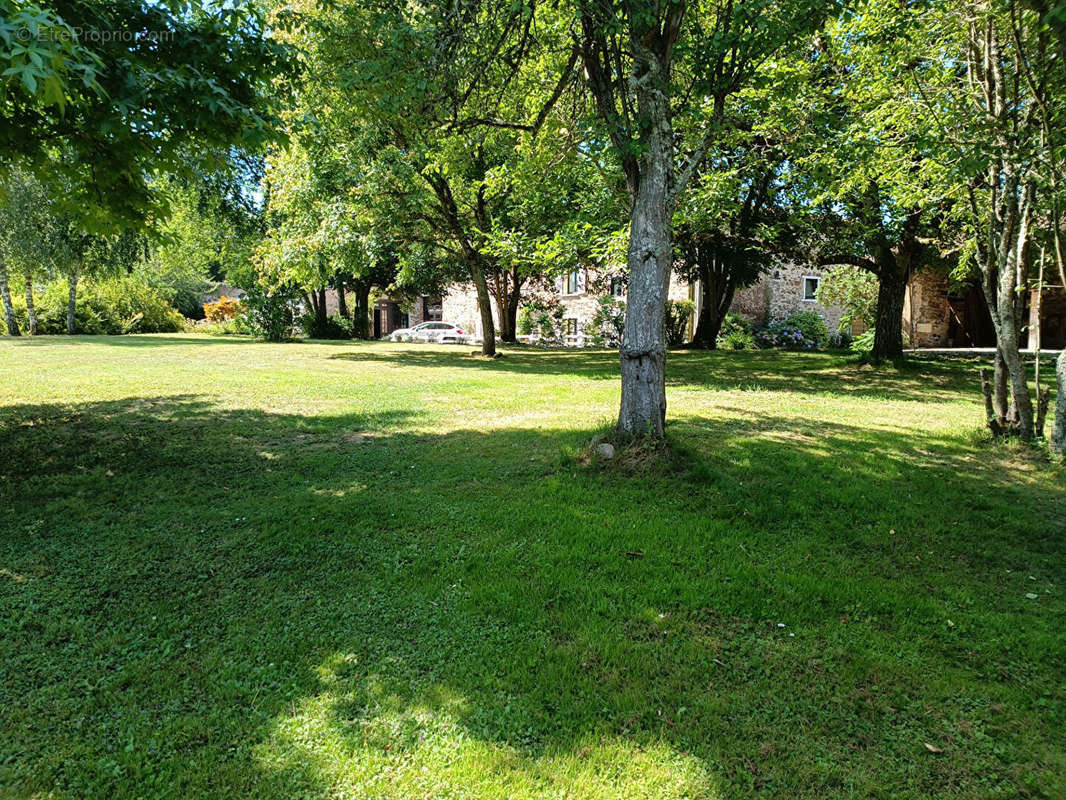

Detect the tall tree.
xmin=674 ymin=143 xmax=789 ymax=349
xmin=0 ymin=1 xmax=290 ymax=231
xmin=573 ymin=0 xmax=835 ymax=437
xmin=281 ymin=0 xmax=577 ymax=355
xmin=797 ymin=4 xmax=952 ymax=361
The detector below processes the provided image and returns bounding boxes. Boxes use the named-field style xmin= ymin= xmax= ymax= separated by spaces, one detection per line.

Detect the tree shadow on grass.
xmin=1 ymin=397 xmax=1064 ymax=798
xmin=329 ymin=346 xmax=981 ymax=403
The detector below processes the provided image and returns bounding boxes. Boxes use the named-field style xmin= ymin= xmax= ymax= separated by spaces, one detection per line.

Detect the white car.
xmin=388 ymin=321 xmax=467 ymax=344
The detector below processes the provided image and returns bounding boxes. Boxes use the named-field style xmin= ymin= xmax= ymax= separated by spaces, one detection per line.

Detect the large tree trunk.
xmin=24 ymin=272 xmax=37 ymax=335
xmin=871 ymin=267 xmax=907 ymax=360
xmin=0 ymin=256 xmax=19 ymax=336
xmin=66 ymin=270 xmax=79 ymax=335
xmin=1053 ymin=349 xmax=1066 ymax=456
xmin=617 ymin=89 xmax=672 ymax=439
xmin=690 ymin=266 xmax=735 ymax=349
xmin=352 ymin=284 xmax=371 ymax=339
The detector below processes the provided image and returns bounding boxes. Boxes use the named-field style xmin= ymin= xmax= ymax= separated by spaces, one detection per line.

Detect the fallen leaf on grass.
xmin=924 ymin=743 xmax=943 ymax=754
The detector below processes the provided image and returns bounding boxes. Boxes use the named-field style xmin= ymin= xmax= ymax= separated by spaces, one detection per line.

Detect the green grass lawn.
xmin=1 ymin=335 xmax=1064 ymax=799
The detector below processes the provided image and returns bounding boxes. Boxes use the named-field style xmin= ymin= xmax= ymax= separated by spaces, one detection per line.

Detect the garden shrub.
xmin=16 ymin=277 xmax=184 ymax=334
xmin=850 ymin=329 xmax=875 ymax=354
xmin=828 ymin=330 xmax=854 ymax=349
xmin=783 ymin=311 xmax=830 ymax=349
xmin=298 ymin=312 xmax=352 ymax=340
xmin=517 ymin=296 xmax=564 ymax=343
xmin=244 ymin=285 xmax=298 ymax=342
xmin=203 ymin=295 xmax=243 ymax=322
xmin=715 ymin=312 xmax=757 ymax=350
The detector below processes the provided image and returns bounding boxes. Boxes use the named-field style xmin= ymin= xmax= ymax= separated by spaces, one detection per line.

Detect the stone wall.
xmin=441 ymin=285 xmax=488 ymax=337
xmin=730 ymin=263 xmax=845 ymax=333
xmin=903 ymin=271 xmax=952 ymax=348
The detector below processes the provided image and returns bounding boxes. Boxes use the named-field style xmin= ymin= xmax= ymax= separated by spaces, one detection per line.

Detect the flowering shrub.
xmin=755 ymin=311 xmax=830 ymax=351
xmin=756 ymin=323 xmax=816 ymax=349
xmin=203 ymin=295 xmax=243 ymax=322
xmin=783 ymin=311 xmax=830 ymax=349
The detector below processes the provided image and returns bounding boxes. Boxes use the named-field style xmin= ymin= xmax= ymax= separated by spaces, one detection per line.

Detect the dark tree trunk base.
xmin=871 ymin=271 xmax=907 ymax=361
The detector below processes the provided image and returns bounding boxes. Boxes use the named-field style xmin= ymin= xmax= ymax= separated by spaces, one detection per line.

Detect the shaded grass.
xmin=0 ymin=335 xmax=1064 ymax=799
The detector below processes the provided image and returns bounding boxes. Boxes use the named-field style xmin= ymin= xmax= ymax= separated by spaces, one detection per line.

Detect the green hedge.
xmin=8 ymin=277 xmax=185 ymax=335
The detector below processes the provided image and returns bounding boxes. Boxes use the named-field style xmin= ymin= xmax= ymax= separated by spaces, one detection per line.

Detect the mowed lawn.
xmin=1 ymin=335 xmax=1064 ymax=800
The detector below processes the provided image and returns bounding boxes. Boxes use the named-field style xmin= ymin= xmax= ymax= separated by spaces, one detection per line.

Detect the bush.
xmin=518 ymin=296 xmax=564 ymax=343
xmin=718 ymin=312 xmax=752 ymax=338
xmin=588 ymin=296 xmax=626 ymax=347
xmin=665 ymin=299 xmax=696 ymax=347
xmin=203 ymin=295 xmax=243 ymax=322
xmin=783 ymin=311 xmax=830 ymax=349
xmin=715 ymin=312 xmax=757 ymax=350
xmin=16 ymin=277 xmax=184 ymax=335
xmin=718 ymin=328 xmax=758 ymax=350
xmin=297 ymin=312 xmax=352 ymax=340
xmin=187 ymin=315 xmax=252 ymax=336
xmin=828 ymin=330 xmax=854 ymax=349
xmin=755 ymin=321 xmax=819 ymax=350
xmin=244 ymin=285 xmax=297 ymax=342
xmin=849 ymin=329 xmax=875 ymax=354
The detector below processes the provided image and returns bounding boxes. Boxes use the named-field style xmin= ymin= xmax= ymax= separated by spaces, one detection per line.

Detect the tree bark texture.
xmin=24 ymin=273 xmax=37 ymax=335
xmin=0 ymin=256 xmax=19 ymax=336
xmin=617 ymin=78 xmax=672 ymax=438
xmin=1053 ymin=350 xmax=1066 ymax=456
xmin=871 ymin=267 xmax=907 ymax=360
xmin=352 ymin=284 xmax=371 ymax=339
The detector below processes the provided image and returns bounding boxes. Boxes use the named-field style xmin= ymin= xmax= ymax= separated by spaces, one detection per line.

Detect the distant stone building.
xmin=902 ymin=271 xmax=1066 ymax=350
xmin=431 ymin=260 xmax=1066 ymax=350
xmin=440 ymin=261 xmax=845 ymax=345
xmin=731 ymin=262 xmax=847 ymax=332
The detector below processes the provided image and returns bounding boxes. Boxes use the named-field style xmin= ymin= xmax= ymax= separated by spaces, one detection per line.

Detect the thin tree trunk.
xmin=1053 ymin=349 xmax=1066 ymax=456
xmin=985 ymin=242 xmax=1035 ymax=437
xmin=499 ymin=300 xmax=518 ymax=343
xmin=66 ymin=270 xmax=79 ymax=335
xmin=871 ymin=268 xmax=907 ymax=361
xmin=471 ymin=259 xmax=496 ymax=356
xmin=352 ymin=284 xmax=371 ymax=339
xmin=496 ymin=269 xmax=522 ymax=343
xmin=316 ymin=287 xmax=327 ymax=325
xmin=24 ymin=272 xmax=37 ymax=335
xmin=0 ymin=256 xmax=19 ymax=336
xmin=337 ymin=282 xmax=349 ymax=319
xmin=993 ymin=349 xmax=1009 ymax=423
xmin=617 ymin=88 xmax=672 ymax=439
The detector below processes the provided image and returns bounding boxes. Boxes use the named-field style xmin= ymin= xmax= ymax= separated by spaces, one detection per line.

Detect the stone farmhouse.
xmin=438 ymin=261 xmax=850 ymax=345
xmin=365 ymin=262 xmax=1066 ymax=350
